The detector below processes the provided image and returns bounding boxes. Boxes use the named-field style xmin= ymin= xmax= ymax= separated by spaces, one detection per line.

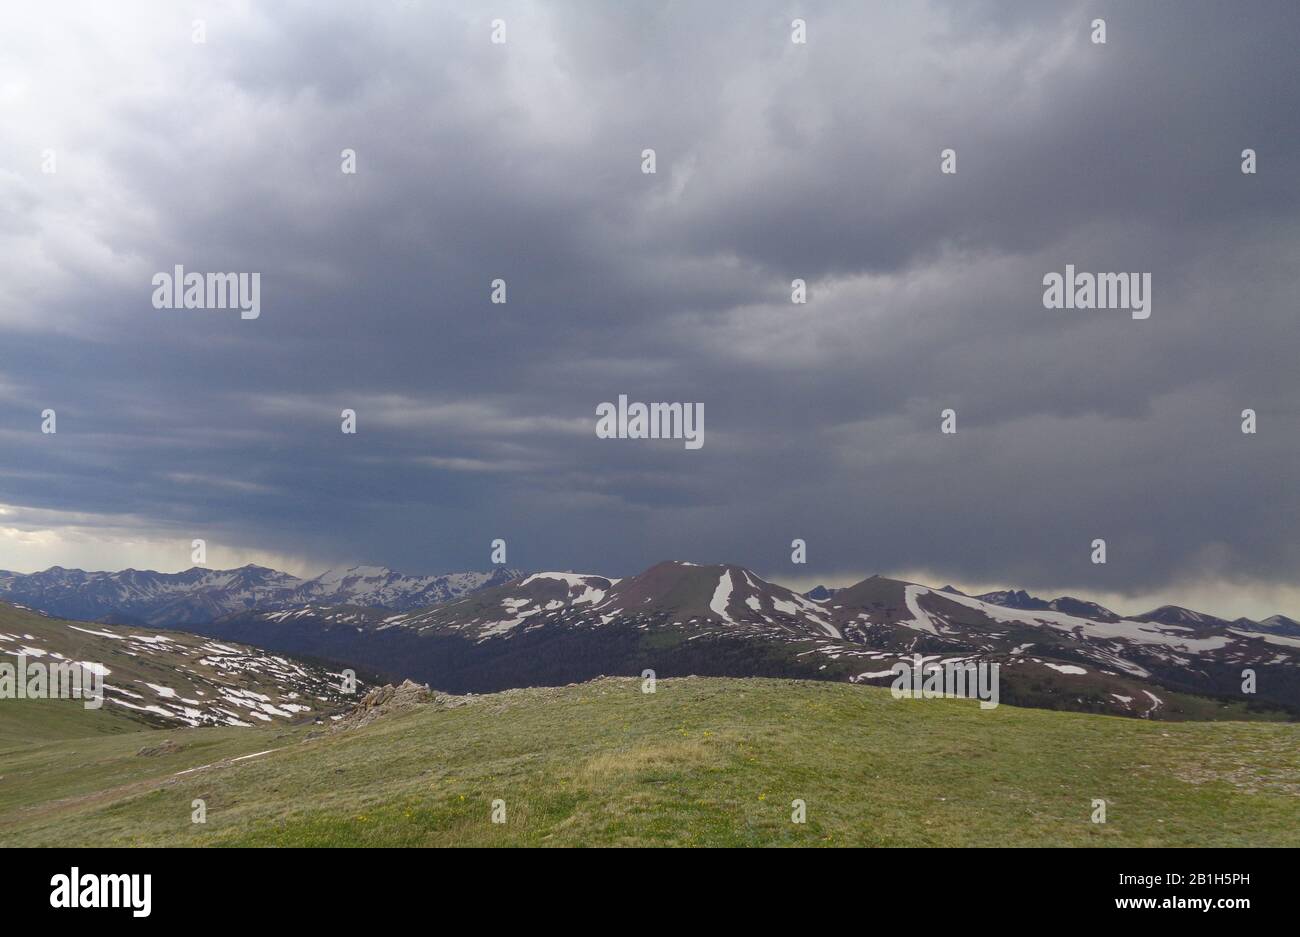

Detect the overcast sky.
xmin=1 ymin=1 xmax=1297 ymax=619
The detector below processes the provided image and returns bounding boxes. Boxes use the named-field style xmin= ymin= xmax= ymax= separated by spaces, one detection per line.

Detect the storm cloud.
xmin=1 ymin=1 xmax=1297 ymax=618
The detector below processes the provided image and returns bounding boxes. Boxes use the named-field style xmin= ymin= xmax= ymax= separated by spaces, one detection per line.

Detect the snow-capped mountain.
xmin=979 ymin=592 xmax=1300 ymax=638
xmin=200 ymin=561 xmax=1300 ymax=720
xmin=0 ymin=564 xmax=523 ymax=626
xmin=393 ymin=564 xmax=843 ymax=642
xmin=291 ymin=565 xmax=523 ymax=609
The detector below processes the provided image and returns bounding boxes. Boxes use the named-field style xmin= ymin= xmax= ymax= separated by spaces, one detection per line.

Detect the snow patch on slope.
xmin=710 ymin=571 xmax=737 ymax=624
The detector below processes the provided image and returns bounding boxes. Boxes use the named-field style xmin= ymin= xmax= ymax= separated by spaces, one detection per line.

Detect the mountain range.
xmin=0 ymin=564 xmax=523 ymax=626
xmin=964 ymin=587 xmax=1300 ymax=637
xmin=183 ymin=561 xmax=1300 ymax=721
xmin=3 ymin=560 xmax=1298 ymax=721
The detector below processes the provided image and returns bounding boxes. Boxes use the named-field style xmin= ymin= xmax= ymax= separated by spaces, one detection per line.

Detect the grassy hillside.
xmin=0 ymin=698 xmax=144 ymax=749
xmin=2 ymin=677 xmax=1296 ymax=847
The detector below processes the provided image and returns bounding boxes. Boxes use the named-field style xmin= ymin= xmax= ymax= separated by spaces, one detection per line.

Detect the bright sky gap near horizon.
xmin=0 ymin=1 xmax=1297 ymax=621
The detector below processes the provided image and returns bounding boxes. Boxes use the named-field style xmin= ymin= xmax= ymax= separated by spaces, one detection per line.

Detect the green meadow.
xmin=2 ymin=677 xmax=1296 ymax=847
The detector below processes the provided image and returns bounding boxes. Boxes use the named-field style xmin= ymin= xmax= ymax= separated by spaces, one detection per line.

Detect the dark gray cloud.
xmin=0 ymin=1 xmax=1297 ymax=616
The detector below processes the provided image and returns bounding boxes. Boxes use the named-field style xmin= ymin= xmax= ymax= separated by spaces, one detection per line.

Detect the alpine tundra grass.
xmin=1 ymin=677 xmax=1296 ymax=847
